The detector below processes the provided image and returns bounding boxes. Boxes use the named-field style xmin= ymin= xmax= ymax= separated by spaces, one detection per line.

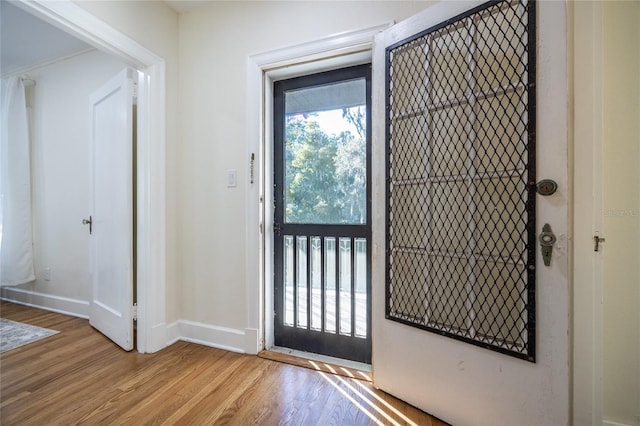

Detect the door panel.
xmin=89 ymin=68 xmax=134 ymax=351
xmin=372 ymin=1 xmax=569 ymax=424
xmin=274 ymin=65 xmax=372 ymax=363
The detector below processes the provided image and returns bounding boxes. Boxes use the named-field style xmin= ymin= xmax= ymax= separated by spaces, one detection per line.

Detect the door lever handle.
xmin=82 ymin=216 xmax=92 ymax=235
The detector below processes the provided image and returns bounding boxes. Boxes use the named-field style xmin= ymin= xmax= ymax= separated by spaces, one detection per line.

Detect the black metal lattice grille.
xmin=385 ymin=0 xmax=536 ymax=361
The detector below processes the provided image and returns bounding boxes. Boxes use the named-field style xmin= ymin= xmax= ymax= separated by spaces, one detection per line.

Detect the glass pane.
xmin=324 ymin=237 xmax=336 ymax=333
xmin=389 ymin=250 xmax=428 ymax=320
xmin=354 ymin=238 xmax=367 ymax=338
xmin=339 ymin=237 xmax=352 ymax=335
xmin=310 ymin=236 xmax=322 ymax=331
xmin=284 ymin=235 xmax=294 ymax=326
xmin=427 ymin=256 xmax=469 ymax=331
xmin=284 ymin=78 xmax=367 ymax=224
xmin=385 ymin=0 xmax=534 ymax=359
xmin=475 ymin=3 xmax=527 ymax=92
xmin=429 ymin=23 xmax=469 ymax=104
xmin=297 ymin=236 xmax=308 ymax=328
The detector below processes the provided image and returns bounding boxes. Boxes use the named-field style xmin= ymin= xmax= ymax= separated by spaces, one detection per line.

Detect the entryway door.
xmin=273 ymin=65 xmax=372 ymax=364
xmin=88 ymin=68 xmax=136 ymax=351
xmin=371 ymin=1 xmax=570 ymax=425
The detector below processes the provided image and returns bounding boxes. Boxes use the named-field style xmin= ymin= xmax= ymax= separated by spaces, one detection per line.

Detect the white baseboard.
xmin=167 ymin=319 xmax=249 ymax=354
xmin=244 ymin=327 xmax=259 ymax=355
xmin=1 ymin=289 xmax=259 ymax=357
xmin=144 ymin=322 xmax=168 ymax=354
xmin=1 ymin=287 xmax=89 ymax=319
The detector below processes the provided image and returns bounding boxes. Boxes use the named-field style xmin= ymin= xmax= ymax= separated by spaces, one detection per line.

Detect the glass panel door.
xmin=274 ymin=65 xmax=371 ymax=363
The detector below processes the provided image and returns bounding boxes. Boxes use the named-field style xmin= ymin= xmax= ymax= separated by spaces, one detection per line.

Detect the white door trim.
xmin=571 ymin=1 xmax=604 ymax=424
xmin=245 ymin=23 xmax=391 ymax=354
xmin=15 ymin=0 xmax=167 ymax=353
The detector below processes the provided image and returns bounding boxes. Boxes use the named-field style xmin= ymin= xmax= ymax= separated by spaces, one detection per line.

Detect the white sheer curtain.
xmin=0 ymin=76 xmax=35 ymax=286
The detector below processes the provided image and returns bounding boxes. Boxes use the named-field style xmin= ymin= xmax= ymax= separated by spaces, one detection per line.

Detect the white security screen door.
xmin=371 ymin=1 xmax=569 ymax=425
xmin=88 ymin=68 xmax=135 ymax=351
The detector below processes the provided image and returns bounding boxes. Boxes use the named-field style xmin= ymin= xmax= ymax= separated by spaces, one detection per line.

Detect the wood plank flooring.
xmin=0 ymin=302 xmax=446 ymax=425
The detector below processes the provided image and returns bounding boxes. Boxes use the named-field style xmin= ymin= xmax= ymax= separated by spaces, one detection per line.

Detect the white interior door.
xmin=89 ymin=68 xmax=135 ymax=351
xmin=371 ymin=1 xmax=569 ymax=425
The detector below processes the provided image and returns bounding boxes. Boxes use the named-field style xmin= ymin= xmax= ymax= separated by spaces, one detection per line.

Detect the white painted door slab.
xmin=371 ymin=1 xmax=569 ymax=425
xmin=89 ymin=68 xmax=134 ymax=351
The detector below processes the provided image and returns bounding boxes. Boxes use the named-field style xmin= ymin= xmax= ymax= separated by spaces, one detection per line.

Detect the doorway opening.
xmin=12 ymin=0 xmax=167 ymax=354
xmin=247 ymin=23 xmax=389 ymax=363
xmin=272 ymin=65 xmax=372 ymax=364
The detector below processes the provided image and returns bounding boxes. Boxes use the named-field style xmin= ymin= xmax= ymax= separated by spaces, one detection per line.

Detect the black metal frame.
xmin=274 ymin=64 xmax=372 ymax=363
xmin=384 ymin=0 xmax=537 ymax=361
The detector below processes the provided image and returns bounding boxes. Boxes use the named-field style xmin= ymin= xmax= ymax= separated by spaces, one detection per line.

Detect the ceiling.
xmin=164 ymin=1 xmax=208 ymax=13
xmin=0 ymin=0 xmax=210 ymax=76
xmin=1 ymin=1 xmax=91 ymax=76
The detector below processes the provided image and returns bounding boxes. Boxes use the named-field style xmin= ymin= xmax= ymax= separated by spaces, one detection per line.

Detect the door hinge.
xmin=131 ymin=303 xmax=138 ymax=320
xmin=132 ymin=82 xmax=138 ymax=105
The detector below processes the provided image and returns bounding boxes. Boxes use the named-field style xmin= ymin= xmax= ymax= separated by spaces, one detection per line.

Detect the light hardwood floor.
xmin=0 ymin=301 xmax=446 ymax=425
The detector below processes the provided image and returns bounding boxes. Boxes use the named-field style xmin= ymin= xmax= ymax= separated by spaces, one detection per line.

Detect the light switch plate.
xmin=227 ymin=169 xmax=237 ymax=188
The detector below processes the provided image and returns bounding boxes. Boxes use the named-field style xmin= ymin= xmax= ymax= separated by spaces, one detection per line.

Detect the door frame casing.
xmin=14 ymin=0 xmax=167 ymax=353
xmin=571 ymin=1 xmax=604 ymax=424
xmin=245 ymin=24 xmax=390 ymax=354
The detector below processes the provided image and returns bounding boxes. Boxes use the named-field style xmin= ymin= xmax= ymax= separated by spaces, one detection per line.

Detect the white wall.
xmin=176 ymin=0 xmax=429 ymax=335
xmin=1 ymin=49 xmax=126 ymax=315
xmin=602 ymin=2 xmax=640 ymax=424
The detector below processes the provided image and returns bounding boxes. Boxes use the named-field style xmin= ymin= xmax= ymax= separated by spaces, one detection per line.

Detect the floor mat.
xmin=0 ymin=318 xmax=59 ymax=353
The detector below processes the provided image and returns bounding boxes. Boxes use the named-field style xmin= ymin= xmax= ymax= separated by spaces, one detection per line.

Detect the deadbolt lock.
xmin=536 ymin=179 xmax=558 ymax=196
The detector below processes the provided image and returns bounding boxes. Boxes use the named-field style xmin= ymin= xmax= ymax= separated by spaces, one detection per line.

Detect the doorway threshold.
xmin=259 ymin=347 xmax=372 ymax=382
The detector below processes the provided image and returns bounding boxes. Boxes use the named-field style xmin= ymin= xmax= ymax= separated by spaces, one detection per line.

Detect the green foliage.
xmin=285 ymin=107 xmax=366 ymax=224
